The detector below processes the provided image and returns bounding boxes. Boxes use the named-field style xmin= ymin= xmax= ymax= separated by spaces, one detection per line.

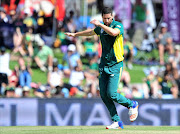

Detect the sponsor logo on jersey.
xmin=116 ymin=25 xmax=121 ymax=28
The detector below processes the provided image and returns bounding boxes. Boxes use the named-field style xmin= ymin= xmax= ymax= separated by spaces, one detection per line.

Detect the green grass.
xmin=0 ymin=126 xmax=180 ymax=134
xmin=126 ymin=64 xmax=146 ymax=83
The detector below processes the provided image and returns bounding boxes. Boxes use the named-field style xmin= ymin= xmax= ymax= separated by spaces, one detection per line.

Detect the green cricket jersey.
xmin=94 ymin=20 xmax=124 ymax=67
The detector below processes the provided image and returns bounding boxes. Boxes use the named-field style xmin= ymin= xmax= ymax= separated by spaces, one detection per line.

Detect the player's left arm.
xmin=90 ymin=19 xmax=120 ymax=36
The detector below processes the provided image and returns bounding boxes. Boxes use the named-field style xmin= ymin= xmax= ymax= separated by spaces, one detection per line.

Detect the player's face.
xmin=102 ymin=13 xmax=113 ymax=26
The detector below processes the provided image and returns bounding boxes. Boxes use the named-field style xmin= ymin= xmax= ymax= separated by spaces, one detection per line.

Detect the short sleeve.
xmin=94 ymin=27 xmax=101 ymax=35
xmin=74 ymin=53 xmax=80 ymax=60
xmin=114 ymin=23 xmax=124 ymax=35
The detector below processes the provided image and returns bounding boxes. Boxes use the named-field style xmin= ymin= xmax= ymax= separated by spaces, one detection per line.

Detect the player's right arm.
xmin=65 ymin=29 xmax=95 ymax=37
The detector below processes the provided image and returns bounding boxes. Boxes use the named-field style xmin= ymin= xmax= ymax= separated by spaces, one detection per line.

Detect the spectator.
xmin=18 ymin=57 xmax=32 ymax=88
xmin=0 ymin=7 xmax=14 ymax=48
xmin=4 ymin=87 xmax=15 ymax=98
xmin=60 ymin=87 xmax=70 ymax=98
xmin=63 ymin=44 xmax=83 ymax=74
xmin=73 ymin=10 xmax=83 ymax=31
xmin=44 ymin=88 xmax=52 ymax=98
xmin=19 ymin=28 xmax=34 ymax=59
xmin=56 ymin=27 xmax=67 ymax=48
xmin=132 ymin=86 xmax=143 ymax=99
xmin=89 ymin=55 xmax=99 ymax=71
xmin=8 ymin=67 xmax=19 ymax=88
xmin=34 ymin=84 xmax=47 ymax=98
xmin=82 ymin=55 xmax=99 ymax=97
xmin=83 ymin=37 xmax=98 ymax=59
xmin=0 ymin=7 xmax=11 ymax=24
xmin=65 ymin=17 xmax=76 ymax=33
xmin=36 ymin=10 xmax=46 ymax=34
xmin=158 ymin=63 xmax=178 ymax=99
xmin=69 ymin=66 xmax=84 ymax=91
xmin=22 ymin=86 xmax=31 ymax=97
xmin=132 ymin=0 xmax=147 ymax=48
xmin=160 ymin=74 xmax=178 ymax=99
xmin=123 ymin=35 xmax=134 ymax=69
xmin=47 ymin=64 xmax=64 ymax=89
xmin=120 ymin=69 xmax=132 ymax=98
xmin=141 ymin=34 xmax=154 ymax=52
xmin=69 ymin=87 xmax=85 ymax=98
xmin=12 ymin=27 xmax=23 ymax=54
xmin=32 ymin=83 xmax=51 ymax=98
xmin=121 ymin=69 xmax=131 ymax=88
xmin=144 ymin=71 xmax=159 ymax=98
xmin=64 ymin=18 xmax=76 ymax=44
xmin=155 ymin=22 xmax=174 ymax=65
xmin=9 ymin=9 xmax=17 ymax=24
xmin=84 ymin=71 xmax=99 ymax=98
xmin=169 ymin=45 xmax=180 ymax=68
xmin=0 ymin=46 xmax=10 ymax=95
xmin=164 ymin=63 xmax=173 ymax=76
xmin=23 ymin=8 xmax=37 ymax=29
xmin=51 ymin=85 xmax=70 ymax=98
xmin=133 ymin=0 xmax=147 ymax=31
xmin=172 ymin=68 xmax=180 ymax=98
xmin=34 ymin=35 xmax=53 ymax=72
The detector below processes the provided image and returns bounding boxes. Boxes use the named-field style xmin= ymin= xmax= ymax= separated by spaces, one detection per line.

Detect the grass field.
xmin=0 ymin=126 xmax=180 ymax=134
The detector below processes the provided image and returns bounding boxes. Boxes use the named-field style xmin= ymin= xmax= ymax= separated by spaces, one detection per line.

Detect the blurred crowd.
xmin=0 ymin=0 xmax=180 ymax=99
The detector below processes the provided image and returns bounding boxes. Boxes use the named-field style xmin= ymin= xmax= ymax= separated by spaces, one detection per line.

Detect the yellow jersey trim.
xmin=113 ymin=34 xmax=124 ymax=62
xmin=93 ymin=29 xmax=97 ymax=35
xmin=118 ymin=67 xmax=123 ymax=87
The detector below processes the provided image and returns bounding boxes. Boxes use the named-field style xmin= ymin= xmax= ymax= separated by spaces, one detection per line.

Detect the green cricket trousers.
xmin=99 ymin=61 xmax=133 ymax=122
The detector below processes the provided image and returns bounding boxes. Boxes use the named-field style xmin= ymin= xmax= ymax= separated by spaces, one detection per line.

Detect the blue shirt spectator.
xmin=63 ymin=44 xmax=82 ymax=70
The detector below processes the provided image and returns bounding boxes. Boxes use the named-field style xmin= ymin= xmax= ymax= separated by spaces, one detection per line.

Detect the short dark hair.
xmin=102 ymin=7 xmax=112 ymax=16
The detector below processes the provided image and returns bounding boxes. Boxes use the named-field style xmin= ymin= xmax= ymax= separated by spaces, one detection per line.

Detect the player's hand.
xmin=65 ymin=32 xmax=76 ymax=37
xmin=90 ymin=19 xmax=101 ymax=26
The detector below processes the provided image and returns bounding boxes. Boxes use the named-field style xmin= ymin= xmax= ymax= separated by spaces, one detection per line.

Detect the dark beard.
xmin=105 ymin=23 xmax=110 ymax=26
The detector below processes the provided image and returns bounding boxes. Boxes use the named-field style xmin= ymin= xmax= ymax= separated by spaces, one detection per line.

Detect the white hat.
xmin=24 ymin=8 xmax=31 ymax=15
xmin=160 ymin=22 xmax=167 ymax=28
xmin=34 ymin=34 xmax=45 ymax=46
xmin=23 ymin=86 xmax=30 ymax=91
xmin=38 ymin=40 xmax=44 ymax=46
xmin=174 ymin=45 xmax=180 ymax=50
xmin=68 ymin=44 xmax=76 ymax=52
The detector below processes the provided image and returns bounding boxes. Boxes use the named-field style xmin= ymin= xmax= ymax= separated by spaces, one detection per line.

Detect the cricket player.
xmin=65 ymin=7 xmax=139 ymax=129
